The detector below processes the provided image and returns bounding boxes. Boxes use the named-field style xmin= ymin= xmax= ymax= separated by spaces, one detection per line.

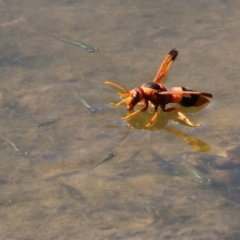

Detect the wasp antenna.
xmin=105 ymin=81 xmax=129 ymax=93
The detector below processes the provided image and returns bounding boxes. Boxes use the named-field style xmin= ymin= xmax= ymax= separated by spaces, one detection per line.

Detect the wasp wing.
xmin=159 ymin=91 xmax=212 ymax=98
xmin=153 ymin=49 xmax=178 ymax=83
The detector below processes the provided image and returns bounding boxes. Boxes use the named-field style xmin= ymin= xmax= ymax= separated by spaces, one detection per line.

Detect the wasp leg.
xmin=119 ymin=93 xmax=130 ymax=98
xmin=145 ymin=111 xmax=159 ymax=127
xmin=145 ymin=106 xmax=176 ymax=127
xmin=122 ymin=110 xmax=142 ymax=120
xmin=176 ymin=111 xmax=201 ymax=127
xmin=122 ymin=99 xmax=149 ymax=121
xmin=161 ymin=106 xmax=200 ymax=127
xmin=110 ymin=99 xmax=127 ymax=106
xmin=145 ymin=104 xmax=161 ymax=127
xmin=153 ymin=49 xmax=178 ymax=83
xmin=105 ymin=81 xmax=129 ymax=93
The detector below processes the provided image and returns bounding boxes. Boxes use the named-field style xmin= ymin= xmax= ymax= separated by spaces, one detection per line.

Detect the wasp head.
xmin=125 ymin=87 xmax=144 ymax=111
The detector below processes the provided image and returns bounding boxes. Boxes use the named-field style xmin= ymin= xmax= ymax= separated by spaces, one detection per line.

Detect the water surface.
xmin=1 ymin=0 xmax=240 ymax=239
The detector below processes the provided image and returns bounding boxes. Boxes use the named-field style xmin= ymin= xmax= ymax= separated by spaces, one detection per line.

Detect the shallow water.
xmin=1 ymin=0 xmax=240 ymax=239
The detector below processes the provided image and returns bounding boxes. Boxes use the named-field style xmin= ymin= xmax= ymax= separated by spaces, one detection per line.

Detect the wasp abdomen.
xmin=180 ymin=87 xmax=209 ymax=107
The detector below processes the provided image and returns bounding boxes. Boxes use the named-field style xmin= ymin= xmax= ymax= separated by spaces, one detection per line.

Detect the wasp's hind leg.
xmin=176 ymin=111 xmax=201 ymax=127
xmin=161 ymin=105 xmax=201 ymax=127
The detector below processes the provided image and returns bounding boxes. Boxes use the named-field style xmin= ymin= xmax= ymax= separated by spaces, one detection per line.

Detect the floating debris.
xmin=55 ymin=36 xmax=99 ymax=53
xmin=72 ymin=89 xmax=100 ymax=113
xmin=92 ymin=152 xmax=117 ymax=169
xmin=37 ymin=116 xmax=60 ymax=127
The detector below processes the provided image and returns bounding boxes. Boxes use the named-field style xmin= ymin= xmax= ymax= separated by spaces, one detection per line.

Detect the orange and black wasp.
xmin=105 ymin=49 xmax=212 ymax=127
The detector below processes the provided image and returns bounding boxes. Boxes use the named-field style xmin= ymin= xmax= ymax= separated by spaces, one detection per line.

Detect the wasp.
xmin=105 ymin=49 xmax=212 ymax=127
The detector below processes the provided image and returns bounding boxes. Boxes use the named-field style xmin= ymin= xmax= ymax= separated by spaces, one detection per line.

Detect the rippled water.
xmin=1 ymin=0 xmax=240 ymax=239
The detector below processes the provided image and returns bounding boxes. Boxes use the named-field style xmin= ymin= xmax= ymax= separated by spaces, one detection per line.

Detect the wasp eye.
xmin=131 ymin=91 xmax=140 ymax=106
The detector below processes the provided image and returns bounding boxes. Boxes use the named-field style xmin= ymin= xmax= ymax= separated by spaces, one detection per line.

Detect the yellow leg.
xmin=163 ymin=107 xmax=201 ymax=127
xmin=105 ymin=81 xmax=129 ymax=93
xmin=110 ymin=99 xmax=127 ymax=106
xmin=145 ymin=111 xmax=159 ymax=127
xmin=119 ymin=93 xmax=130 ymax=98
xmin=122 ymin=110 xmax=142 ymax=120
xmin=177 ymin=111 xmax=201 ymax=127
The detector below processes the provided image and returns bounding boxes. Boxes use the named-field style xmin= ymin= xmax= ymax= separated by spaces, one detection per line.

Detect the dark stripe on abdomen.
xmin=179 ymin=87 xmax=199 ymax=107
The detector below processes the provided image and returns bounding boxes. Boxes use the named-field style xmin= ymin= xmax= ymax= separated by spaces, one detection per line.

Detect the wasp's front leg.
xmin=110 ymin=99 xmax=128 ymax=106
xmin=122 ymin=99 xmax=149 ymax=121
